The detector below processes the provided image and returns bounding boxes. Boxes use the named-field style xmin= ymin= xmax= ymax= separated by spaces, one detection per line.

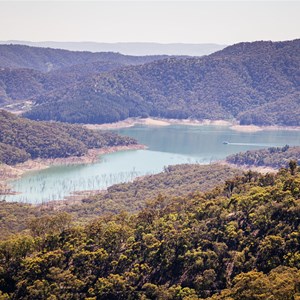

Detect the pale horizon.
xmin=0 ymin=1 xmax=299 ymax=45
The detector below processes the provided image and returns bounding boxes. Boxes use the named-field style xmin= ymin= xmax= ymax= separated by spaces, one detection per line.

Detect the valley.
xmin=0 ymin=38 xmax=299 ymax=299
xmin=1 ymin=122 xmax=299 ymax=204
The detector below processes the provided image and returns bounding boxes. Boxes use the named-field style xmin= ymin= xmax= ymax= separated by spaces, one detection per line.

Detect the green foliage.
xmin=0 ymin=110 xmax=136 ymax=165
xmin=0 ymin=164 xmax=239 ymax=239
xmin=210 ymin=266 xmax=300 ymax=300
xmin=62 ymin=164 xmax=242 ymax=218
xmin=23 ymin=39 xmax=300 ymax=126
xmin=227 ymin=145 xmax=300 ymax=169
xmin=0 ymin=167 xmax=299 ymax=299
xmin=0 ymin=45 xmax=167 ymax=105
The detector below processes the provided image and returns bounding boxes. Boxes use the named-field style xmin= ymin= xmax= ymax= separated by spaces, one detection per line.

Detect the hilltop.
xmin=22 ymin=39 xmax=300 ymax=126
xmin=0 ymin=40 xmax=298 ymax=126
xmin=0 ymin=110 xmax=136 ymax=165
xmin=0 ymin=44 xmax=168 ymax=71
xmin=0 ymin=40 xmax=226 ymax=56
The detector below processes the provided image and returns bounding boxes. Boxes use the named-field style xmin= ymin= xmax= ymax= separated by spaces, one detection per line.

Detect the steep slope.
xmin=0 ymin=110 xmax=136 ymax=165
xmin=0 ymin=61 xmax=125 ymax=105
xmin=0 ymin=44 xmax=170 ymax=106
xmin=24 ymin=39 xmax=300 ymax=125
xmin=0 ymin=68 xmax=44 ymax=105
xmin=0 ymin=167 xmax=299 ymax=298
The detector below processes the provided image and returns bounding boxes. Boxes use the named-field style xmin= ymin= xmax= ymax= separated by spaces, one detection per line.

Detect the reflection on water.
xmin=3 ymin=124 xmax=300 ymax=203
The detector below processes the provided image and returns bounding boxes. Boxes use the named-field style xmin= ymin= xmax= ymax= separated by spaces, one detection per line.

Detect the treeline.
xmin=0 ymin=45 xmax=168 ymax=106
xmin=239 ymin=92 xmax=300 ymax=126
xmin=0 ymin=164 xmax=242 ymax=239
xmin=0 ymin=110 xmax=136 ymax=165
xmin=0 ymin=166 xmax=299 ymax=298
xmin=23 ymin=39 xmax=300 ymax=126
xmin=67 ymin=164 xmax=242 ymax=219
xmin=226 ymin=145 xmax=300 ymax=169
xmin=0 ymin=44 xmax=167 ymax=71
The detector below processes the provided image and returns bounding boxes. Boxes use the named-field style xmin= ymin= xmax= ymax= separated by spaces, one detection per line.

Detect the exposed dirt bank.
xmin=85 ymin=117 xmax=300 ymax=132
xmin=0 ymin=144 xmax=146 ymax=195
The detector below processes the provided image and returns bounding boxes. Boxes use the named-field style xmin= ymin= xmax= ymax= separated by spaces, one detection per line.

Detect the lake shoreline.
xmin=35 ymin=160 xmax=279 ymax=209
xmin=84 ymin=117 xmax=300 ymax=132
xmin=0 ymin=144 xmax=146 ymax=196
xmin=2 ymin=121 xmax=298 ymax=204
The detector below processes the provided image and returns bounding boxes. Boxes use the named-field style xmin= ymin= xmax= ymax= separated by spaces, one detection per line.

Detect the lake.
xmin=2 ymin=124 xmax=300 ymax=203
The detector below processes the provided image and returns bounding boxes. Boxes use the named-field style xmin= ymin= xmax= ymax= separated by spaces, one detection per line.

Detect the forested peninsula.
xmin=0 ymin=110 xmax=137 ymax=165
xmin=226 ymin=145 xmax=300 ymax=169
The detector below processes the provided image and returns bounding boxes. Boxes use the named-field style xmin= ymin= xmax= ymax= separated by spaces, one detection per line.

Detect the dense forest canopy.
xmin=59 ymin=164 xmax=243 ymax=219
xmin=19 ymin=39 xmax=300 ymax=126
xmin=0 ymin=164 xmax=241 ymax=238
xmin=226 ymin=145 xmax=300 ymax=169
xmin=0 ymin=166 xmax=299 ymax=299
xmin=0 ymin=39 xmax=299 ymax=299
xmin=0 ymin=40 xmax=299 ymax=126
xmin=0 ymin=46 xmax=170 ymax=106
xmin=0 ymin=110 xmax=136 ymax=165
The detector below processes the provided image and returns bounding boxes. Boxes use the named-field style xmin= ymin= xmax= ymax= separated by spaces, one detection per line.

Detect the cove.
xmin=3 ymin=124 xmax=300 ymax=204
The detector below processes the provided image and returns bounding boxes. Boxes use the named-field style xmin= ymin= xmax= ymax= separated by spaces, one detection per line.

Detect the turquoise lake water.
xmin=3 ymin=124 xmax=300 ymax=204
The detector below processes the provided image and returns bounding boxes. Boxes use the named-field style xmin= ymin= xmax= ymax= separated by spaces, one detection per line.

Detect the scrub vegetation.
xmin=0 ymin=166 xmax=299 ymax=299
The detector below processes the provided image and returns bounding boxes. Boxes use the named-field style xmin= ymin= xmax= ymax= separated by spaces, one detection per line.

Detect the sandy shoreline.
xmin=1 ymin=116 xmax=298 ymax=200
xmin=84 ymin=117 xmax=171 ymax=130
xmin=0 ymin=144 xmax=146 ymax=194
xmin=84 ymin=117 xmax=300 ymax=132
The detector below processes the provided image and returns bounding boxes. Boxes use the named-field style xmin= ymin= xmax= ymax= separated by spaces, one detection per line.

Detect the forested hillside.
xmin=0 ymin=110 xmax=136 ymax=165
xmin=227 ymin=145 xmax=300 ymax=169
xmin=0 ymin=164 xmax=241 ymax=238
xmin=23 ymin=39 xmax=300 ymax=126
xmin=61 ymin=164 xmax=242 ymax=219
xmin=0 ymin=44 xmax=168 ymax=71
xmin=0 ymin=45 xmax=169 ymax=105
xmin=0 ymin=62 xmax=125 ymax=105
xmin=0 ymin=166 xmax=299 ymax=299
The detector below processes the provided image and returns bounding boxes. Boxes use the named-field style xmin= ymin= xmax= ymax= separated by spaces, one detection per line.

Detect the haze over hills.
xmin=0 ymin=39 xmax=299 ymax=126
xmin=0 ymin=40 xmax=226 ymax=56
xmin=0 ymin=44 xmax=172 ymax=105
xmin=0 ymin=44 xmax=169 ymax=72
xmin=22 ymin=39 xmax=300 ymax=126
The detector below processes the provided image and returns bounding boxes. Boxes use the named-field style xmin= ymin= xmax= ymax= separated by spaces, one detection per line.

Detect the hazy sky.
xmin=0 ymin=1 xmax=299 ymax=44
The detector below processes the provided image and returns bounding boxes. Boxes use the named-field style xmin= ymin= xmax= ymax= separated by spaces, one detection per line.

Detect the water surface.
xmin=3 ymin=124 xmax=300 ymax=203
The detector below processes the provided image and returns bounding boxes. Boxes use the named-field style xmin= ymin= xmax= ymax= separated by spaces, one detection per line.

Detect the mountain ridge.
xmin=24 ymin=39 xmax=300 ymax=126
xmin=0 ymin=44 xmax=170 ymax=72
xmin=0 ymin=39 xmax=299 ymax=126
xmin=0 ymin=40 xmax=226 ymax=56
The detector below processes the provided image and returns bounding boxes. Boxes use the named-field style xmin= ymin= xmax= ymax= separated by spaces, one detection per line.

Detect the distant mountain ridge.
xmin=0 ymin=45 xmax=172 ymax=105
xmin=0 ymin=40 xmax=226 ymax=56
xmin=0 ymin=39 xmax=299 ymax=126
xmin=0 ymin=44 xmax=169 ymax=72
xmin=23 ymin=39 xmax=300 ymax=126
